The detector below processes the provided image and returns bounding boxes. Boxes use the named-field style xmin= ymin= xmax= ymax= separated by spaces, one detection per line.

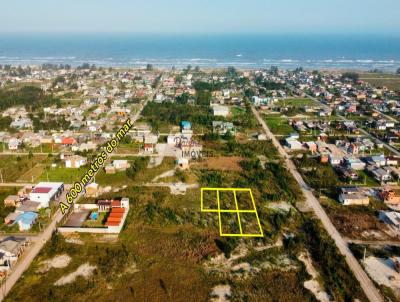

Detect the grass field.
xmin=27 ymin=144 xmax=60 ymax=153
xmin=6 ymin=182 xmax=366 ymax=302
xmin=360 ymin=73 xmax=400 ymax=91
xmin=38 ymin=166 xmax=89 ymax=184
xmin=264 ymin=115 xmax=294 ymax=136
xmin=17 ymin=163 xmax=47 ymax=183
xmin=0 ymin=155 xmax=46 ymax=182
xmin=277 ymin=98 xmax=319 ymax=108
xmin=95 ymin=157 xmax=177 ymax=186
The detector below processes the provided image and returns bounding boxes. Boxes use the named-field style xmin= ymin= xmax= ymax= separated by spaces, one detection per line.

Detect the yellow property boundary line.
xmin=201 ymin=188 xmax=264 ymax=237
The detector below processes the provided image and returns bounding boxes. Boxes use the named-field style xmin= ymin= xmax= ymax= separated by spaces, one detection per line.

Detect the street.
xmin=252 ymin=106 xmax=384 ymax=302
xmin=0 ymin=91 xmax=155 ymax=301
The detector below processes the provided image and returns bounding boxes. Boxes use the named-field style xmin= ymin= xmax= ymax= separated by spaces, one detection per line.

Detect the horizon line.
xmin=0 ymin=31 xmax=399 ymax=36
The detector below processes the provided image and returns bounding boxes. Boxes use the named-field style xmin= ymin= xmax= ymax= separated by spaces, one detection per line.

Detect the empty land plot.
xmin=0 ymin=155 xmax=46 ymax=182
xmin=39 ymin=166 xmax=88 ymax=183
xmin=201 ymin=189 xmax=218 ymax=210
xmin=18 ymin=163 xmax=46 ymax=183
xmin=360 ymin=73 xmax=400 ymax=91
xmin=240 ymin=212 xmax=262 ymax=235
xmin=235 ymin=190 xmax=254 ymax=210
xmin=264 ymin=116 xmax=294 ymax=136
xmin=218 ymin=190 xmax=236 ymax=211
xmin=192 ymin=157 xmax=243 ymax=172
xmin=220 ymin=212 xmax=241 ymax=235
xmin=277 ymin=98 xmax=319 ymax=108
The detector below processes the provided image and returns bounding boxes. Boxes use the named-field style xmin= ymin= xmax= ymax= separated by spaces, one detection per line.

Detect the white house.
xmin=339 ymin=188 xmax=369 ymax=206
xmin=8 ymin=138 xmax=21 ymax=150
xmin=29 ymin=182 xmax=64 ymax=208
xmin=112 ymin=160 xmax=130 ymax=171
xmin=329 ymin=154 xmax=342 ymax=166
xmin=213 ymin=105 xmax=230 ymax=117
xmin=65 ymin=155 xmax=87 ymax=168
xmin=285 ymin=138 xmax=303 ymax=150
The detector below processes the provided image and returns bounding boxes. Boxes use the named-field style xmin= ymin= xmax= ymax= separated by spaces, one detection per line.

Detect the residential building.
xmin=0 ymin=237 xmax=29 ymax=267
xmin=285 ymin=138 xmax=303 ymax=150
xmin=368 ymin=166 xmax=392 ymax=183
xmin=3 ymin=195 xmax=20 ymax=207
xmin=212 ymin=105 xmax=230 ymax=117
xmin=8 ymin=138 xmax=20 ymax=150
xmin=343 ymin=157 xmax=366 ymax=171
xmin=65 ymin=155 xmax=87 ymax=168
xmin=379 ymin=189 xmax=400 ymax=205
xmin=338 ymin=187 xmax=369 ymax=206
xmin=29 ymin=182 xmax=64 ymax=208
xmin=212 ymin=121 xmax=235 ymax=135
xmin=85 ymin=183 xmax=99 ymax=198
xmin=379 ymin=211 xmax=400 ymax=230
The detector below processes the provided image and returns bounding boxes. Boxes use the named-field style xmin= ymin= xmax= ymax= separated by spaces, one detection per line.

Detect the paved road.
xmin=252 ymin=106 xmax=384 ymax=302
xmin=0 ymin=185 xmax=72 ymax=301
xmin=0 ymin=91 xmax=156 ymax=300
xmin=0 ymin=152 xmax=59 ymax=156
xmin=0 ymin=183 xmax=34 ymax=187
xmin=346 ymin=238 xmax=400 ymax=247
xmin=372 ymin=109 xmax=398 ymax=123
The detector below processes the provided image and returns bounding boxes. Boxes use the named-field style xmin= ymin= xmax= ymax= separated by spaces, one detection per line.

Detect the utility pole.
xmin=363 ymin=247 xmax=367 ymax=263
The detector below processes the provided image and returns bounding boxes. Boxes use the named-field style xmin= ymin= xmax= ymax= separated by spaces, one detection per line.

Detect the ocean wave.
xmin=0 ymin=56 xmax=399 ymax=71
xmin=356 ymin=59 xmax=374 ymax=63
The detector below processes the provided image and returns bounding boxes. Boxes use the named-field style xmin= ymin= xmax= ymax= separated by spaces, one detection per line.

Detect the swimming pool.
xmin=90 ymin=212 xmax=98 ymax=220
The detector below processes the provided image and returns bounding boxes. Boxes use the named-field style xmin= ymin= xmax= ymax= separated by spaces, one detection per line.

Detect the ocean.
xmin=0 ymin=33 xmax=400 ymax=71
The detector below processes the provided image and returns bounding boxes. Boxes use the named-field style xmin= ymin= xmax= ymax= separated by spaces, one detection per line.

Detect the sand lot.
xmin=364 ymin=256 xmax=400 ymax=298
xmin=55 ymin=263 xmax=96 ymax=286
xmin=192 ymin=157 xmax=243 ymax=172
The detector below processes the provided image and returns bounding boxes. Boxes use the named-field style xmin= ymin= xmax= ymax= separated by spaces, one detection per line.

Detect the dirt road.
xmin=252 ymin=106 xmax=384 ymax=302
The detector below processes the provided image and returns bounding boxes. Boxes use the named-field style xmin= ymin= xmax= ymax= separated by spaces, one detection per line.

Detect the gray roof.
xmin=0 ymin=237 xmax=27 ymax=255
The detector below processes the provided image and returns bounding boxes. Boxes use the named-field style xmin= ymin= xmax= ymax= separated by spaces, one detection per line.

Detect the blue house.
xmin=13 ymin=212 xmax=38 ymax=231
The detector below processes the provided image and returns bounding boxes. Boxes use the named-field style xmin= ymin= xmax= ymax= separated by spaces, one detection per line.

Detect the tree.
xmin=146 ymin=64 xmax=153 ymax=71
xmin=397 ymin=68 xmax=400 ymax=75
xmin=341 ymin=72 xmax=359 ymax=83
xmin=227 ymin=66 xmax=237 ymax=76
xmin=270 ymin=65 xmax=279 ymax=75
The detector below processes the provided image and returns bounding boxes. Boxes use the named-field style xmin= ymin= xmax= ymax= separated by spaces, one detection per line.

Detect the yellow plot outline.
xmin=201 ymin=188 xmax=264 ymax=237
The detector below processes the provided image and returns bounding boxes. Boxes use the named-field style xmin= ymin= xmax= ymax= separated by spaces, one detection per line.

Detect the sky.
xmin=0 ymin=0 xmax=399 ymax=34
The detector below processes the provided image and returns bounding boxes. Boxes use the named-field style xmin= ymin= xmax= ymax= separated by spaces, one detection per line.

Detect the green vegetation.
xmin=0 ymin=155 xmax=46 ymax=182
xmin=0 ymin=187 xmax=18 ymax=224
xmin=264 ymin=115 xmax=294 ymax=136
xmin=30 ymin=113 xmax=71 ymax=131
xmin=360 ymin=72 xmax=400 ymax=91
xmin=126 ymin=157 xmax=149 ymax=179
xmin=95 ymin=157 xmax=175 ymax=186
xmin=302 ymin=219 xmax=367 ymax=301
xmin=341 ymin=72 xmax=359 ymax=83
xmin=230 ymin=103 xmax=257 ymax=130
xmin=39 ymin=166 xmax=88 ymax=184
xmin=277 ymin=98 xmax=319 ymax=108
xmin=0 ymin=116 xmax=12 ymax=131
xmin=142 ymin=102 xmax=213 ymax=132
xmin=294 ymin=156 xmax=341 ymax=196
xmin=0 ymin=86 xmax=60 ymax=111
